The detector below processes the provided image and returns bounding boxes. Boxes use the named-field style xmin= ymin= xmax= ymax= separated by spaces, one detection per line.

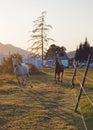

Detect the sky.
xmin=0 ymin=0 xmax=93 ymax=52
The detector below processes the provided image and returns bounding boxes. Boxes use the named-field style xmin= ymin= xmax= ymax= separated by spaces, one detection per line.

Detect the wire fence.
xmin=72 ymin=89 xmax=88 ymax=130
xmin=71 ymin=54 xmax=93 ymax=130
xmin=75 ymin=77 xmax=93 ymax=106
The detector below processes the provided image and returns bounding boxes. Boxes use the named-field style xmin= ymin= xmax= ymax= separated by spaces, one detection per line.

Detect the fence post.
xmin=74 ymin=54 xmax=91 ymax=112
xmin=71 ymin=62 xmax=78 ymax=88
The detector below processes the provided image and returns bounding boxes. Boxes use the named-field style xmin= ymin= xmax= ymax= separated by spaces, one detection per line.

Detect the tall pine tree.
xmin=28 ymin=11 xmax=54 ymax=65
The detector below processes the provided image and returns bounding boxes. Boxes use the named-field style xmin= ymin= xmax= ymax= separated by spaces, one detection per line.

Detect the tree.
xmin=59 ymin=46 xmax=66 ymax=57
xmin=74 ymin=47 xmax=79 ymax=61
xmin=75 ymin=37 xmax=91 ymax=62
xmin=45 ymin=44 xmax=66 ymax=60
xmin=28 ymin=11 xmax=54 ymax=65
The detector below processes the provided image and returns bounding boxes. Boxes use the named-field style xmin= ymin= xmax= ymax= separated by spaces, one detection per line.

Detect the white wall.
xmin=61 ymin=60 xmax=69 ymax=67
xmin=23 ymin=58 xmax=42 ymax=68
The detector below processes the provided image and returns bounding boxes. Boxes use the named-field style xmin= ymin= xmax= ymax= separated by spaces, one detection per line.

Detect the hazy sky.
xmin=0 ymin=0 xmax=93 ymax=52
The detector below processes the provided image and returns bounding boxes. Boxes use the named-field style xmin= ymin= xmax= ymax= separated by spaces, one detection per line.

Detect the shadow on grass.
xmin=5 ymin=80 xmax=18 ymax=85
xmin=0 ymin=103 xmax=32 ymax=129
xmin=0 ymin=80 xmax=18 ymax=95
xmin=0 ymin=80 xmax=18 ymax=87
xmin=21 ymin=89 xmax=85 ymax=130
xmin=0 ymin=87 xmax=92 ymax=130
xmin=0 ymin=70 xmax=93 ymax=129
xmin=0 ymin=88 xmax=17 ymax=95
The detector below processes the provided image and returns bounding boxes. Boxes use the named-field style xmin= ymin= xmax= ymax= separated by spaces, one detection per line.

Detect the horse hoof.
xmin=30 ymin=85 xmax=33 ymax=88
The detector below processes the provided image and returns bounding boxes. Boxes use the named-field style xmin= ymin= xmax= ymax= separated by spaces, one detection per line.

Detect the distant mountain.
xmin=67 ymin=50 xmax=76 ymax=59
xmin=0 ymin=43 xmax=29 ymax=57
xmin=0 ymin=42 xmax=77 ymax=59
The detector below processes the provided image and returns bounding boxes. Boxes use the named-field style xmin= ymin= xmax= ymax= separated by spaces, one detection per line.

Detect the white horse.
xmin=12 ymin=56 xmax=32 ymax=90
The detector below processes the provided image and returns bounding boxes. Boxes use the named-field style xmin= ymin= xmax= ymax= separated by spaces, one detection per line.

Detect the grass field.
xmin=0 ymin=68 xmax=93 ymax=130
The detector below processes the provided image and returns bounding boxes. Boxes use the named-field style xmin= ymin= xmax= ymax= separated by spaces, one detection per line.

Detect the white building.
xmin=23 ymin=57 xmax=42 ymax=68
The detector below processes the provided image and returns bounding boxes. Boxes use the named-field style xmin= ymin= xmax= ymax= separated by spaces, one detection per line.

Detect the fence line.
xmin=75 ymin=77 xmax=93 ymax=106
xmin=71 ymin=62 xmax=78 ymax=88
xmin=72 ymin=89 xmax=88 ymax=130
xmin=71 ymin=54 xmax=92 ymax=112
xmin=86 ymin=76 xmax=93 ymax=82
xmin=75 ymin=54 xmax=91 ymax=112
xmin=77 ymin=69 xmax=85 ymax=77
xmin=70 ymin=54 xmax=93 ymax=129
xmin=77 ymin=69 xmax=93 ymax=82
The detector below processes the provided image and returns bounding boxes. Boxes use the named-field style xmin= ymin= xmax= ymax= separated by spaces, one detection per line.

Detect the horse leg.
xmin=17 ymin=77 xmax=23 ymax=90
xmin=57 ymin=71 xmax=60 ymax=83
xmin=55 ymin=73 xmax=60 ymax=84
xmin=60 ymin=71 xmax=63 ymax=83
xmin=60 ymin=73 xmax=62 ymax=83
xmin=54 ymin=70 xmax=57 ymax=84
xmin=54 ymin=70 xmax=56 ymax=80
xmin=55 ymin=73 xmax=57 ymax=84
xmin=27 ymin=73 xmax=33 ymax=88
xmin=58 ymin=73 xmax=60 ymax=82
xmin=21 ymin=75 xmax=26 ymax=89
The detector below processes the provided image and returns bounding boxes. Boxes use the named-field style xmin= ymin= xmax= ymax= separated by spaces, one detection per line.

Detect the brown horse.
xmin=55 ymin=58 xmax=64 ymax=83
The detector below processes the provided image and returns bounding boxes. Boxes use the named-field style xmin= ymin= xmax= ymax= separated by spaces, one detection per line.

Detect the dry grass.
xmin=0 ymin=68 xmax=93 ymax=130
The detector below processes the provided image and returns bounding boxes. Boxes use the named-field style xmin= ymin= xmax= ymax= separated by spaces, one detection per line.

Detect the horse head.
xmin=12 ymin=56 xmax=18 ymax=68
xmin=12 ymin=55 xmax=22 ymax=68
xmin=55 ymin=58 xmax=60 ymax=66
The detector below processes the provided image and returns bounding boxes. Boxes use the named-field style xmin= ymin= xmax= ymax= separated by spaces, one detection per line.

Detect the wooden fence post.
xmin=71 ymin=62 xmax=78 ymax=88
xmin=74 ymin=54 xmax=91 ymax=112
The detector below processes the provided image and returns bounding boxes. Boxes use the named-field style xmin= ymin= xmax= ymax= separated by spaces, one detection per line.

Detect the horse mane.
xmin=17 ymin=59 xmax=22 ymax=66
xmin=55 ymin=58 xmax=60 ymax=66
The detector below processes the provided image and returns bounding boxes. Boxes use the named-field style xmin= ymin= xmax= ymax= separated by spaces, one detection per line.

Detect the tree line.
xmin=74 ymin=37 xmax=91 ymax=62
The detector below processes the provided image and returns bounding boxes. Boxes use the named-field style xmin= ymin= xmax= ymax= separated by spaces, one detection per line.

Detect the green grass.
xmin=0 ymin=68 xmax=93 ymax=130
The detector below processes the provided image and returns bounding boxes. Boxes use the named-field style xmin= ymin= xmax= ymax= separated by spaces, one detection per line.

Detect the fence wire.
xmin=75 ymin=77 xmax=93 ymax=106
xmin=77 ymin=69 xmax=93 ymax=83
xmin=72 ymin=89 xmax=88 ymax=130
xmin=71 ymin=56 xmax=93 ymax=129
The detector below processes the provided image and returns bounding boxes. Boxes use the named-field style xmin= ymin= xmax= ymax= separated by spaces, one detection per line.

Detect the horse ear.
xmin=12 ymin=55 xmax=17 ymax=60
xmin=14 ymin=55 xmax=17 ymax=58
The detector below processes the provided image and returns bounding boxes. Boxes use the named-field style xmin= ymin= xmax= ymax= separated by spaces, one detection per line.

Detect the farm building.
xmin=61 ymin=52 xmax=69 ymax=67
xmin=23 ymin=57 xmax=42 ymax=68
xmin=45 ymin=52 xmax=69 ymax=68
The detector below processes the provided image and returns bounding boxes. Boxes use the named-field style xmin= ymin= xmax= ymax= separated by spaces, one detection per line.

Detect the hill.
xmin=0 ymin=43 xmax=29 ymax=57
xmin=0 ymin=42 xmax=77 ymax=59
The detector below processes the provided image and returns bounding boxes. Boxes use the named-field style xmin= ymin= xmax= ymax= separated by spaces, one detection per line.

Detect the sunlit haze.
xmin=0 ymin=0 xmax=93 ymax=52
